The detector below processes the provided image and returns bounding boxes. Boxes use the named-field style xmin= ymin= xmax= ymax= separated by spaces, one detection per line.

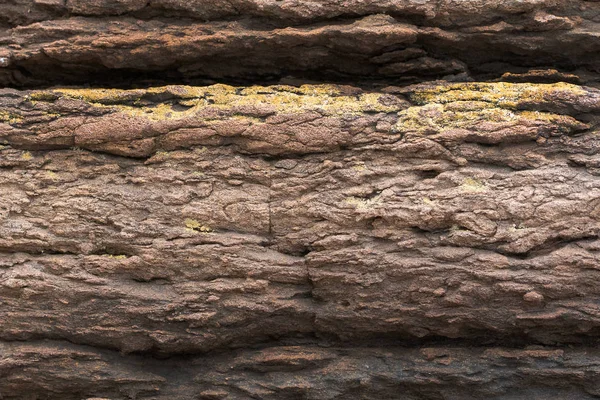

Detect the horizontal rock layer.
xmin=1 ymin=0 xmax=600 ymax=86
xmin=2 ymin=341 xmax=600 ymax=399
xmin=0 ymin=82 xmax=599 ymax=361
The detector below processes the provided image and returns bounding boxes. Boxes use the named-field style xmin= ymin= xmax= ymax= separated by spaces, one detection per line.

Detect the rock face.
xmin=1 ymin=0 xmax=600 ymax=87
xmin=1 ymin=1 xmax=600 ymax=400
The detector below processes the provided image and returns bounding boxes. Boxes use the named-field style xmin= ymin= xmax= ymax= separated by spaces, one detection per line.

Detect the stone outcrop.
xmin=1 ymin=0 xmax=600 ymax=86
xmin=2 ymin=1 xmax=600 ymax=399
xmin=4 ymin=342 xmax=600 ymax=399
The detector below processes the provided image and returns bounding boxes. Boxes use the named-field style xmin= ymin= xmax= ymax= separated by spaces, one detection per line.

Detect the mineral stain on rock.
xmin=1 ymin=0 xmax=600 ymax=399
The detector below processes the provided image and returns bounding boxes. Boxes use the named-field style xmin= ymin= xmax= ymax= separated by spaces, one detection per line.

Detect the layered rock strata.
xmin=2 ymin=0 xmax=600 ymax=399
xmin=0 ymin=81 xmax=600 ymax=398
xmin=1 ymin=0 xmax=600 ymax=86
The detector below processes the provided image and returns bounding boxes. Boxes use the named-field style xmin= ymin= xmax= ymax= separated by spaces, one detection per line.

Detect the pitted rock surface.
xmin=2 ymin=1 xmax=600 ymax=399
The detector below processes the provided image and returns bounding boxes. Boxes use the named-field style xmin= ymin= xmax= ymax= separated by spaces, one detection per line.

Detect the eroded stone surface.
xmin=2 ymin=1 xmax=600 ymax=397
xmin=1 ymin=82 xmax=600 ymax=359
xmin=2 ymin=342 xmax=600 ymax=399
xmin=1 ymin=0 xmax=600 ymax=86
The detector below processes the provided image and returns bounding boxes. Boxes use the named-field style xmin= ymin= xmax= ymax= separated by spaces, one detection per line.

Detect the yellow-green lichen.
xmin=345 ymin=195 xmax=381 ymax=209
xmin=28 ymin=84 xmax=402 ymax=122
xmin=27 ymin=92 xmax=60 ymax=102
xmin=154 ymin=150 xmax=170 ymax=158
xmin=46 ymin=171 xmax=58 ymax=180
xmin=394 ymin=103 xmax=520 ymax=133
xmin=18 ymin=82 xmax=589 ymax=138
xmin=392 ymin=82 xmax=587 ymax=135
xmin=352 ymin=163 xmax=367 ymax=172
xmin=49 ymin=88 xmax=145 ymax=104
xmin=185 ymin=218 xmax=213 ymax=233
xmin=409 ymin=82 xmax=585 ymax=109
xmin=449 ymin=224 xmax=468 ymax=232
xmin=393 ymin=101 xmax=582 ymax=134
xmin=0 ymin=111 xmax=23 ymax=124
xmin=21 ymin=151 xmax=32 ymax=160
xmin=461 ymin=178 xmax=487 ymax=193
xmin=509 ymin=222 xmax=528 ymax=232
xmin=518 ymin=110 xmax=578 ymax=126
xmin=103 ymin=254 xmax=127 ymax=259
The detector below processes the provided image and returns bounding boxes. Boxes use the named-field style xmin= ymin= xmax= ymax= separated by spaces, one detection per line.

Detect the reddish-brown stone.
xmin=1 ymin=1 xmax=600 ymax=399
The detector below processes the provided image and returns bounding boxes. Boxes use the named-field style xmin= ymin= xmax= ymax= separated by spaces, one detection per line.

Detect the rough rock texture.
xmin=1 ymin=0 xmax=600 ymax=86
xmin=4 ymin=342 xmax=600 ymax=399
xmin=1 ymin=80 xmax=600 ymax=398
xmin=2 ymin=1 xmax=600 ymax=399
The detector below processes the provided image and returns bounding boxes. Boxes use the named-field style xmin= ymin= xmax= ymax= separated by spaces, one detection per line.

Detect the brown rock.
xmin=2 ymin=1 xmax=600 ymax=398
xmin=0 ymin=82 xmax=599 ymax=353
xmin=1 ymin=342 xmax=600 ymax=399
xmin=1 ymin=1 xmax=600 ymax=86
xmin=524 ymin=291 xmax=545 ymax=303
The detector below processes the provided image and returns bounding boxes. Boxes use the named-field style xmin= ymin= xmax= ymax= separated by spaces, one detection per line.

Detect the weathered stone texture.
xmin=1 ymin=0 xmax=600 ymax=86
xmin=2 ymin=1 xmax=600 ymax=399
